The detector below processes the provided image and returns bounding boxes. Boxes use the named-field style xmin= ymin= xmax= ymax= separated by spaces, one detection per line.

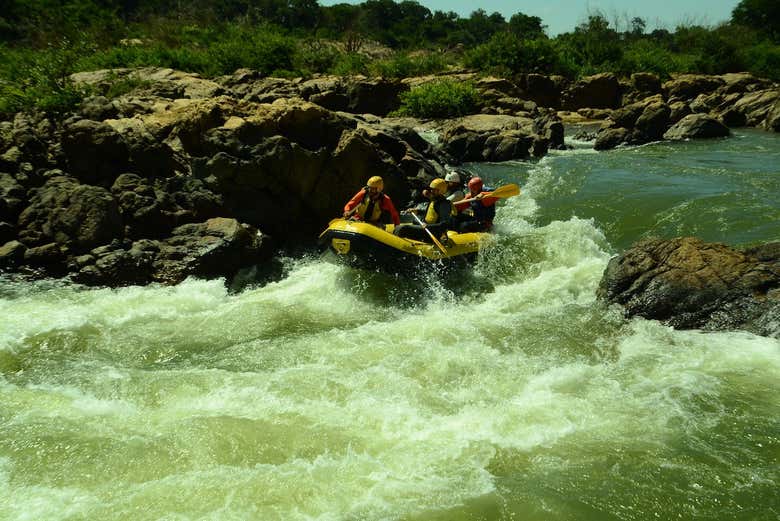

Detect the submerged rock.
xmin=598 ymin=237 xmax=780 ymax=338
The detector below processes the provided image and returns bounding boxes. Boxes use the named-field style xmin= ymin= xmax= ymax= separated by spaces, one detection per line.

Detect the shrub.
xmin=330 ymin=53 xmax=370 ymax=76
xmin=619 ymin=40 xmax=698 ymax=78
xmin=741 ymin=41 xmax=780 ymax=80
xmin=393 ymin=79 xmax=481 ymax=119
xmin=371 ymin=53 xmax=448 ymax=78
xmin=295 ymin=40 xmax=341 ymax=75
xmin=464 ymin=32 xmax=568 ymax=75
xmin=0 ymin=39 xmax=93 ymax=115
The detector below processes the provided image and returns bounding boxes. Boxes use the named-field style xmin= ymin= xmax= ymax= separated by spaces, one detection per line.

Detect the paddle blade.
xmin=488 ymin=183 xmax=520 ymax=199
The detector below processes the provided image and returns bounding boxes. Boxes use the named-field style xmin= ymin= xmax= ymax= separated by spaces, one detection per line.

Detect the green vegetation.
xmin=0 ymin=0 xmax=778 ymax=115
xmin=393 ymin=80 xmax=481 ymax=118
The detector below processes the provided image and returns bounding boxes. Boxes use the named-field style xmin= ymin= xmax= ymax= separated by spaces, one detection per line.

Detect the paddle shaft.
xmin=410 ymin=211 xmax=447 ymax=254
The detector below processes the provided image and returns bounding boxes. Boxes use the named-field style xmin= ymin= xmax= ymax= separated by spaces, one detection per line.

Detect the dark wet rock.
xmin=61 ymin=119 xmax=129 ymax=185
xmin=732 ymin=89 xmax=780 ymax=128
xmin=346 ymin=78 xmax=407 ymax=116
xmin=0 ymin=222 xmax=14 ymax=244
xmin=598 ymin=237 xmax=780 ymax=337
xmin=80 ymin=95 xmax=120 ymax=121
xmin=594 ymin=127 xmax=630 ymax=150
xmin=17 ymin=176 xmax=123 ymax=251
xmin=718 ymin=72 xmax=773 ymax=94
xmin=438 ymin=113 xmax=556 ymax=162
xmin=518 ymin=74 xmax=562 ymax=109
xmin=669 ymin=101 xmax=692 ymax=124
xmin=577 ymin=108 xmax=613 ymax=121
xmin=111 ymin=173 xmax=176 ymax=238
xmin=152 ymin=217 xmax=272 ymax=285
xmin=763 ymin=98 xmax=780 ymax=132
xmin=74 ymin=241 xmax=157 ymax=286
xmin=562 ymin=73 xmax=621 ymax=110
xmin=0 ymin=146 xmax=24 ymax=172
xmin=719 ymin=107 xmax=748 ymax=127
xmin=0 ymin=173 xmax=26 ymax=222
xmin=663 ymin=114 xmax=730 ymax=140
xmin=634 ymin=101 xmax=671 ymax=141
xmin=23 ymin=242 xmax=65 ymax=268
xmin=663 ymin=75 xmax=725 ymax=101
xmin=0 ymin=240 xmax=26 ymax=268
xmin=631 ymin=73 xmax=662 ymax=95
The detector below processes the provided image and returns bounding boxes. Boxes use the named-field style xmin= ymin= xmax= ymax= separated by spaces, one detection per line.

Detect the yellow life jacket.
xmin=356 ymin=191 xmax=383 ymax=222
xmin=424 ymin=198 xmax=453 ymax=224
xmin=424 ymin=200 xmax=439 ymax=224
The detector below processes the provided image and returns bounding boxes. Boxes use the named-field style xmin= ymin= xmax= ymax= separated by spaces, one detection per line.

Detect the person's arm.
xmin=382 ymin=195 xmax=401 ymax=225
xmin=447 ymin=190 xmax=464 ymax=203
xmin=343 ymin=189 xmax=366 ymax=216
xmin=480 ymin=195 xmax=498 ymax=207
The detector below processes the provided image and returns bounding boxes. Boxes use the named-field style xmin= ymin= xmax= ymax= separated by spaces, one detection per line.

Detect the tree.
xmin=556 ymin=15 xmax=623 ymax=71
xmin=508 ymin=12 xmax=546 ymax=39
xmin=732 ymin=0 xmax=780 ymax=41
xmin=463 ymin=9 xmax=505 ymax=45
xmin=630 ymin=17 xmax=646 ymax=37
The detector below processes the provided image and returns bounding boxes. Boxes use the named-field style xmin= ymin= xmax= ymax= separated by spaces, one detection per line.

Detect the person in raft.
xmin=420 ymin=170 xmax=464 ymax=203
xmin=454 ymin=176 xmax=497 ymax=232
xmin=394 ymin=178 xmax=453 ymax=242
xmin=343 ymin=175 xmax=400 ymax=226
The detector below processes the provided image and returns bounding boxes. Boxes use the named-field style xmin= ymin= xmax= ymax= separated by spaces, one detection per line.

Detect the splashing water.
xmin=1 ymin=130 xmax=778 ymax=520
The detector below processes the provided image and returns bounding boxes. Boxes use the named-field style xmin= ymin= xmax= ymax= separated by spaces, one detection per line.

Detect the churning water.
xmin=1 ymin=130 xmax=778 ymax=520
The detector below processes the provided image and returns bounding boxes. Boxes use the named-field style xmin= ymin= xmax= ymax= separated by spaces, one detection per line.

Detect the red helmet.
xmin=468 ymin=177 xmax=483 ymax=192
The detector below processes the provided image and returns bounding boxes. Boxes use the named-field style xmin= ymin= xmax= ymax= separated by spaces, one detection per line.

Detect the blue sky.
xmin=319 ymin=0 xmax=742 ymax=36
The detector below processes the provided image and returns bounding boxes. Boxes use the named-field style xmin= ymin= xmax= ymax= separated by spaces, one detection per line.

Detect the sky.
xmin=318 ymin=0 xmax=743 ymax=36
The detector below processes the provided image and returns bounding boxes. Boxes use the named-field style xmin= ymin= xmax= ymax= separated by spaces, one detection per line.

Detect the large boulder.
xmin=598 ymin=237 xmax=780 ymax=337
xmin=0 ymin=173 xmax=26 ymax=222
xmin=519 ymin=74 xmax=562 ymax=108
xmin=594 ymin=95 xmax=670 ymax=149
xmin=562 ymin=73 xmax=621 ymax=110
xmin=60 ymin=119 xmax=129 ymax=185
xmin=438 ymin=114 xmax=554 ymax=162
xmin=732 ymin=89 xmax=780 ymax=128
xmin=152 ymin=217 xmax=272 ymax=284
xmin=663 ymin=114 xmax=730 ymax=140
xmin=663 ymin=74 xmax=725 ymax=101
xmin=17 ymin=176 xmax=123 ymax=251
xmin=664 ymin=114 xmax=731 ymax=141
xmin=765 ymin=99 xmax=780 ymax=132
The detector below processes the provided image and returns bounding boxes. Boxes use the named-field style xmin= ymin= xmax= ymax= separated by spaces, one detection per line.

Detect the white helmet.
xmin=445 ymin=171 xmax=461 ymax=183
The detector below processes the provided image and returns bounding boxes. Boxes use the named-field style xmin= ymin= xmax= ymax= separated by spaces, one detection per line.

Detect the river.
xmin=1 ymin=130 xmax=778 ymax=520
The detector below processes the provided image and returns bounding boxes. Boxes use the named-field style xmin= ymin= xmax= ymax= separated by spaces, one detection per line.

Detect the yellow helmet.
xmin=367 ymin=176 xmax=384 ymax=190
xmin=429 ymin=178 xmax=447 ymax=194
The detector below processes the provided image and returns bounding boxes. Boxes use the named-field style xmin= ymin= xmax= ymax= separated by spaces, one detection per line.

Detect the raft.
xmin=317 ymin=218 xmax=494 ymax=273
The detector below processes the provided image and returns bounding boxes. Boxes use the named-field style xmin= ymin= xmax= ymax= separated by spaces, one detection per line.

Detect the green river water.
xmin=1 ymin=130 xmax=778 ymax=520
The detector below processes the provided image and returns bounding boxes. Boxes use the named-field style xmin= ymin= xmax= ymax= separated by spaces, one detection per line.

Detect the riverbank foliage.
xmin=393 ymin=80 xmax=481 ymax=118
xmin=1 ymin=0 xmax=778 ymax=115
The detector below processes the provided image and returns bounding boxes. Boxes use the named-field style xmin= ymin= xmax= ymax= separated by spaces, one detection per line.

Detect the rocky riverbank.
xmin=1 ymin=68 xmax=778 ymax=336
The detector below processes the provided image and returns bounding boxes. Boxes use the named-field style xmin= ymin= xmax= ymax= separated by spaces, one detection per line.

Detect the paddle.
xmin=410 ymin=211 xmax=447 ymax=254
xmin=457 ymin=183 xmax=520 ymax=205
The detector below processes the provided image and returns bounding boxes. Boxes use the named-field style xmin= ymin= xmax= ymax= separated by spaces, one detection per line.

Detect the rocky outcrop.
xmin=0 ymin=76 xmax=454 ymax=285
xmin=72 ymin=217 xmax=272 ymax=286
xmin=17 ymin=176 xmax=123 ymax=251
xmin=1 ymin=66 xmax=778 ymax=288
xmin=663 ymin=114 xmax=730 ymax=140
xmin=436 ymin=113 xmax=563 ymax=162
xmin=598 ymin=237 xmax=780 ymax=337
xmin=562 ymin=73 xmax=622 ymax=111
xmin=592 ymin=72 xmax=777 ymax=149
